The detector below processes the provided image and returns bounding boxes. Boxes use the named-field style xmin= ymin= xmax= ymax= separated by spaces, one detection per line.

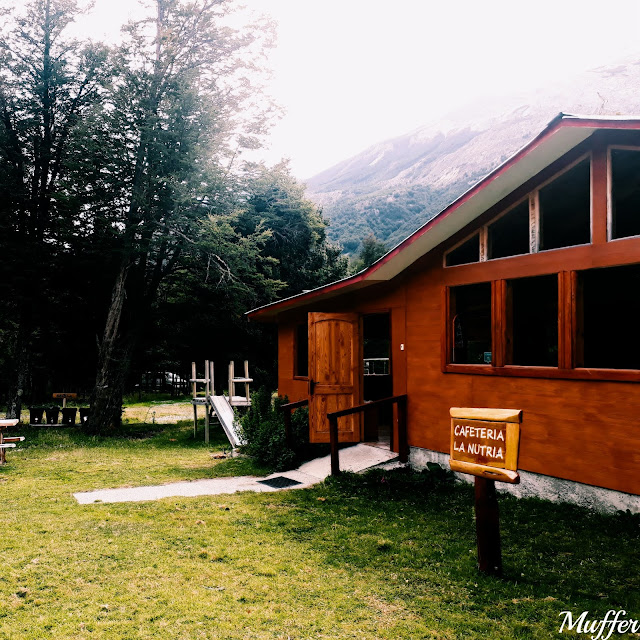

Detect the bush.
xmin=239 ymin=388 xmax=316 ymax=471
xmin=324 ymin=465 xmax=456 ymax=499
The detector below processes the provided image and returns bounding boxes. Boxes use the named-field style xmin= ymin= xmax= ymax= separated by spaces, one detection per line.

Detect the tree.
xmin=235 ymin=162 xmax=348 ymax=298
xmin=135 ymin=161 xmax=348 ymax=393
xmin=88 ymin=0 xmax=276 ymax=433
xmin=0 ymin=0 xmax=343 ymax=425
xmin=0 ymin=0 xmax=110 ymax=417
xmin=350 ymin=234 xmax=388 ymax=273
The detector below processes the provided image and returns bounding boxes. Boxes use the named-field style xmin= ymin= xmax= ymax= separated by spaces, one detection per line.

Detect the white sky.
xmin=74 ymin=0 xmax=640 ymax=179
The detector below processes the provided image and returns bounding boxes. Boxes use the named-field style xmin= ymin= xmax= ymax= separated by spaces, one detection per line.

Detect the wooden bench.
xmin=0 ymin=419 xmax=22 ymax=464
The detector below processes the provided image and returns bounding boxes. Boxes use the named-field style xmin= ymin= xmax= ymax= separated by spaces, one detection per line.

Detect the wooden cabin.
xmin=248 ymin=114 xmax=640 ymax=512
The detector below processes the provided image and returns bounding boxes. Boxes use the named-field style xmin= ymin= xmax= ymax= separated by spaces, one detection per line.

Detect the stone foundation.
xmin=409 ymin=447 xmax=640 ymax=514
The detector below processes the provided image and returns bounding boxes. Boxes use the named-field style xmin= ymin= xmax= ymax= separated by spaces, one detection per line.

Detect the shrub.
xmin=239 ymin=388 xmax=315 ymax=471
xmin=324 ymin=465 xmax=456 ymax=499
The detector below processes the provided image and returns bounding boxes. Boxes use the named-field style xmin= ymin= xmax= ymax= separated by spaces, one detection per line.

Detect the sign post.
xmin=449 ymin=407 xmax=522 ymax=576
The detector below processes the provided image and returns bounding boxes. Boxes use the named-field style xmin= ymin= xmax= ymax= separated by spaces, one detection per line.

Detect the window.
xmin=507 ymin=275 xmax=558 ymax=367
xmin=610 ymin=149 xmax=640 ymax=239
xmin=539 ymin=158 xmax=591 ymax=250
xmin=445 ymin=267 xmax=640 ymax=378
xmin=445 ymin=233 xmax=480 ymax=267
xmin=488 ymin=199 xmax=530 ymax=259
xmin=578 ymin=264 xmax=640 ymax=370
xmin=450 ymin=283 xmax=491 ymax=364
xmin=294 ymin=323 xmax=308 ymax=377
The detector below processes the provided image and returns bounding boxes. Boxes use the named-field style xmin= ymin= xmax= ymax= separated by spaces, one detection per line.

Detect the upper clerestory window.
xmin=610 ymin=148 xmax=640 ymax=240
xmin=445 ymin=233 xmax=479 ymax=267
xmin=488 ymin=199 xmax=530 ymax=259
xmin=538 ymin=158 xmax=591 ymax=250
xmin=445 ymin=156 xmax=593 ymax=267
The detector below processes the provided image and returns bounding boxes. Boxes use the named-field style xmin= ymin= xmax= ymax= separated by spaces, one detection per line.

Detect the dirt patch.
xmin=123 ymin=403 xmax=194 ymax=424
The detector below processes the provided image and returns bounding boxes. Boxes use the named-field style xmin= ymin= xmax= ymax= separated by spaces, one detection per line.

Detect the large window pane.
xmin=451 ymin=283 xmax=491 ymax=364
xmin=539 ymin=159 xmax=591 ymax=250
xmin=508 ymin=275 xmax=558 ymax=367
xmin=581 ymin=264 xmax=640 ymax=369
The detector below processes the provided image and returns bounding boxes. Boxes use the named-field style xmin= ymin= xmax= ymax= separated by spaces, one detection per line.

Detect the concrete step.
xmin=298 ymin=443 xmax=398 ymax=481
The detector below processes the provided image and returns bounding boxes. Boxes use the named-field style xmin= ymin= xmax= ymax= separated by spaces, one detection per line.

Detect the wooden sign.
xmin=53 ymin=393 xmax=77 ymax=399
xmin=449 ymin=407 xmax=523 ymax=576
xmin=449 ymin=407 xmax=522 ymax=484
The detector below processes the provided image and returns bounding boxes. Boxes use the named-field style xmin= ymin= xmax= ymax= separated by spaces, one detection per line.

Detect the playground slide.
xmin=210 ymin=395 xmax=244 ymax=449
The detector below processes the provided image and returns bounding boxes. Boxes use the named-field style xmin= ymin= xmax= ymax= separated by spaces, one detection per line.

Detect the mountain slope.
xmin=306 ymin=59 xmax=640 ymax=254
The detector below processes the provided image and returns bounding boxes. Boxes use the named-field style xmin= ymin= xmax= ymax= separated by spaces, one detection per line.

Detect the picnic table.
xmin=0 ymin=419 xmax=24 ymax=464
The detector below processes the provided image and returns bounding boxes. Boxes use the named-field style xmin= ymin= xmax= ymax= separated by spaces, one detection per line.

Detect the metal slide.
xmin=210 ymin=395 xmax=244 ymax=449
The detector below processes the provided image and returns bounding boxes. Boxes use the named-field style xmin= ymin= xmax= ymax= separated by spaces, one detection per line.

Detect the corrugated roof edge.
xmin=246 ymin=112 xmax=640 ymax=320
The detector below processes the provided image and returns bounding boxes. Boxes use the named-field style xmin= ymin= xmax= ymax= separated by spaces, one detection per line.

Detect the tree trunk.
xmin=6 ymin=318 xmax=30 ymax=420
xmin=88 ymin=263 xmax=130 ymax=434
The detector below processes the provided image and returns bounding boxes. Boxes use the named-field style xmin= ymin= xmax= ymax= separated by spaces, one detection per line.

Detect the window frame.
xmin=504 ymin=274 xmax=560 ymax=368
xmin=534 ymin=153 xmax=593 ymax=252
xmin=443 ymin=271 xmax=640 ymax=382
xmin=573 ymin=264 xmax=640 ymax=372
xmin=440 ymin=138 xmax=640 ymax=381
xmin=445 ymin=282 xmax=493 ymax=367
xmin=485 ymin=195 xmax=532 ymax=261
xmin=443 ymin=152 xmax=593 ymax=269
xmin=607 ymin=144 xmax=640 ymax=242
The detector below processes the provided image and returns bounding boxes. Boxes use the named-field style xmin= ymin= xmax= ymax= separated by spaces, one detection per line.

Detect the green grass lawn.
xmin=0 ymin=420 xmax=637 ymax=639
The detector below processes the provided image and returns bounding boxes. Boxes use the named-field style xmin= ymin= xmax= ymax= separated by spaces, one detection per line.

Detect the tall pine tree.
xmin=0 ymin=0 xmax=109 ymax=417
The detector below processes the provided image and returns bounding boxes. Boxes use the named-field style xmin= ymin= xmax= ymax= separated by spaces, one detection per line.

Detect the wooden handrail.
xmin=327 ymin=394 xmax=408 ymax=475
xmin=279 ymin=398 xmax=309 ymax=448
xmin=328 ymin=394 xmax=407 ymax=419
xmin=280 ymin=399 xmax=310 ymax=411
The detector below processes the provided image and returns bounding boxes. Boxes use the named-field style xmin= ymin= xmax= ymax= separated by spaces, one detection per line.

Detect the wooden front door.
xmin=308 ymin=312 xmax=362 ymax=444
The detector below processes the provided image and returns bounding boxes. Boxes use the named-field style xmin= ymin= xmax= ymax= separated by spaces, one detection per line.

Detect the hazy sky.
xmin=74 ymin=0 xmax=640 ymax=178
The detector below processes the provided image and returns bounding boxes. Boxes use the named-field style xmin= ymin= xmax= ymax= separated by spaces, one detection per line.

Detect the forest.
xmin=324 ymin=179 xmax=487 ymax=255
xmin=0 ymin=0 xmax=348 ymax=433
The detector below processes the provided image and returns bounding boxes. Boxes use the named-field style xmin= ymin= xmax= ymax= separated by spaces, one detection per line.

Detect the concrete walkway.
xmin=73 ymin=443 xmax=400 ymax=504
